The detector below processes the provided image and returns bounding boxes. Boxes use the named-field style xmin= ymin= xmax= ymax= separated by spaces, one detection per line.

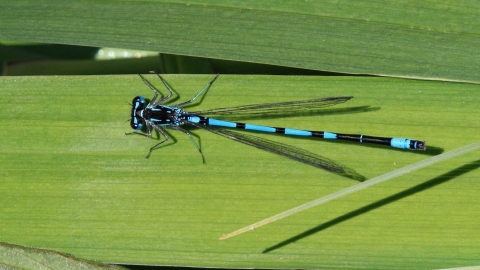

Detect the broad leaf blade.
xmin=0 ymin=1 xmax=479 ymax=82
xmin=0 ymin=75 xmax=479 ymax=269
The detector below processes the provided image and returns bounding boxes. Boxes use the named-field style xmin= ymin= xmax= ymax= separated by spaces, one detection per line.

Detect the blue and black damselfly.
xmin=127 ymin=73 xmax=425 ymax=174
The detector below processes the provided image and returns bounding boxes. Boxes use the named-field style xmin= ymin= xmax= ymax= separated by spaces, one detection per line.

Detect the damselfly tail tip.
xmin=414 ymin=140 xmax=426 ymax=150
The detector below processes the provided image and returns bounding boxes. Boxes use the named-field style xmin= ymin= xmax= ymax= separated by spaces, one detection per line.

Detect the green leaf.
xmin=1 ymin=75 xmax=479 ymax=269
xmin=0 ymin=1 xmax=479 ymax=82
xmin=0 ymin=242 xmax=126 ymax=270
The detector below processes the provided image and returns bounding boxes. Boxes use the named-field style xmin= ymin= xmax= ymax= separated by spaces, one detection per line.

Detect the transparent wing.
xmin=188 ymin=122 xmax=364 ymax=180
xmin=190 ymin=96 xmax=353 ymax=115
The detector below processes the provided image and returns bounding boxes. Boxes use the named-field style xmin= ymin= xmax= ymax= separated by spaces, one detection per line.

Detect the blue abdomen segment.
xmin=209 ymin=118 xmax=237 ymax=128
xmin=284 ymin=128 xmax=312 ymax=136
xmin=390 ymin=138 xmax=426 ymax=150
xmin=390 ymin=138 xmax=411 ymax=149
xmin=323 ymin=132 xmax=337 ymax=139
xmin=188 ymin=116 xmax=201 ymax=123
xmin=245 ymin=123 xmax=276 ymax=133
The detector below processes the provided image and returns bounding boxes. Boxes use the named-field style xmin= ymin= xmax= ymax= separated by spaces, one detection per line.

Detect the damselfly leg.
xmin=173 ymin=74 xmax=219 ymax=107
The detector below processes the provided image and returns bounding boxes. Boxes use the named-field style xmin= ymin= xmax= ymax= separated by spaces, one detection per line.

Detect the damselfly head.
xmin=130 ymin=96 xmax=145 ymax=130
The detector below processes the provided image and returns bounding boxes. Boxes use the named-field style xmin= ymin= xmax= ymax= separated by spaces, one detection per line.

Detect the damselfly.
xmin=127 ymin=73 xmax=425 ymax=174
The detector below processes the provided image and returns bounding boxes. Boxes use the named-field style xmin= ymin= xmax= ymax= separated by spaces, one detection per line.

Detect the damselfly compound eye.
xmin=132 ymin=96 xmax=144 ymax=105
xmin=130 ymin=117 xmax=143 ymax=130
xmin=130 ymin=96 xmax=145 ymax=130
xmin=131 ymin=96 xmax=145 ymax=113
